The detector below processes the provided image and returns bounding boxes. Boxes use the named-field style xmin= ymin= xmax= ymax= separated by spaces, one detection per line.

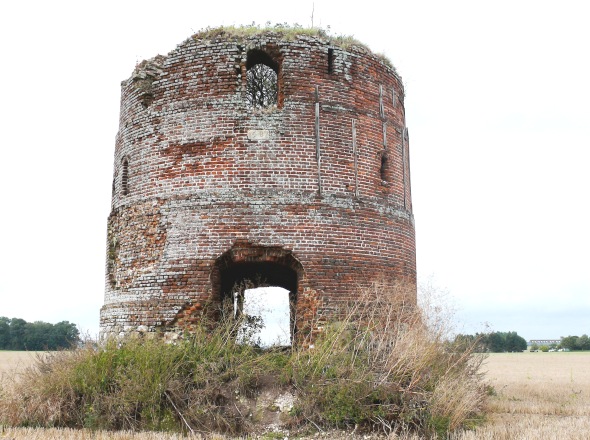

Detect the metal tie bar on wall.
xmin=404 ymin=127 xmax=411 ymax=212
xmin=352 ymin=119 xmax=359 ymax=198
xmin=315 ymin=85 xmax=322 ymax=195
xmin=402 ymin=126 xmax=406 ymax=209
xmin=379 ymin=84 xmax=385 ymax=119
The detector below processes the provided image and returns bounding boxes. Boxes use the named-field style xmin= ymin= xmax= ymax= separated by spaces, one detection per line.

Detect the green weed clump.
xmin=0 ymin=283 xmax=486 ymax=438
xmin=0 ymin=322 xmax=286 ymax=434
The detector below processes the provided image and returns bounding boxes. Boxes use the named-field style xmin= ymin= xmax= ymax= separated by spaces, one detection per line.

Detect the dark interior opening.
xmin=121 ymin=158 xmax=129 ymax=195
xmin=328 ymin=48 xmax=334 ymax=73
xmin=246 ymin=49 xmax=279 ymax=73
xmin=380 ymin=153 xmax=389 ymax=182
xmin=220 ymin=262 xmax=296 ymax=296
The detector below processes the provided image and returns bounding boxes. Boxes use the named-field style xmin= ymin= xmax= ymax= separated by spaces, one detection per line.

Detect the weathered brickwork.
xmin=101 ymin=29 xmax=416 ymax=341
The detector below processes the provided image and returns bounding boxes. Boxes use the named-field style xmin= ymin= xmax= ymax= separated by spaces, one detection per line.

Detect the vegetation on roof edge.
xmin=191 ymin=23 xmax=395 ymax=70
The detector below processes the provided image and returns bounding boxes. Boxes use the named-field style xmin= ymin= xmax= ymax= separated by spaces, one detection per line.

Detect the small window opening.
xmin=380 ymin=153 xmax=389 ymax=182
xmin=121 ymin=158 xmax=129 ymax=196
xmin=328 ymin=48 xmax=334 ymax=73
xmin=246 ymin=50 xmax=278 ymax=108
xmin=140 ymin=93 xmax=154 ymax=109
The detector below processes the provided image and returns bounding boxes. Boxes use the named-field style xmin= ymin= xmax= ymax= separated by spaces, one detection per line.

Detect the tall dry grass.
xmin=0 ymin=426 xmax=228 ymax=439
xmin=3 ymin=340 xmax=589 ymax=440
xmin=0 ymin=283 xmax=486 ymax=438
xmin=290 ymin=282 xmax=486 ymax=436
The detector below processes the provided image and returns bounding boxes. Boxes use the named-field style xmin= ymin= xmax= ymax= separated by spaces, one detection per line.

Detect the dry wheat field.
xmin=1 ymin=351 xmax=589 ymax=439
xmin=0 ymin=351 xmax=43 ymax=384
xmin=453 ymin=352 xmax=590 ymax=440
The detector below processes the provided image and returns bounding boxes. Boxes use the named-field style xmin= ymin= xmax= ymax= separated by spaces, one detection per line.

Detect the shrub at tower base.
xmin=0 ymin=283 xmax=486 ymax=438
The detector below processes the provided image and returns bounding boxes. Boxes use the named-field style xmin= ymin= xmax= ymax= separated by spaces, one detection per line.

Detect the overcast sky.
xmin=1 ymin=0 xmax=588 ymax=341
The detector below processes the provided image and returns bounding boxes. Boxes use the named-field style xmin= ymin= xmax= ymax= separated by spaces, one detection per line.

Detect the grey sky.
xmin=0 ymin=0 xmax=588 ymax=340
xmin=241 ymin=288 xmax=291 ymax=347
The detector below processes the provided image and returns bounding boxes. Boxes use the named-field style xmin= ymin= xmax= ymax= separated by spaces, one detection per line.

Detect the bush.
xmin=0 ymin=322 xmax=280 ymax=434
xmin=289 ymin=283 xmax=486 ymax=436
xmin=0 ymin=283 xmax=487 ymax=438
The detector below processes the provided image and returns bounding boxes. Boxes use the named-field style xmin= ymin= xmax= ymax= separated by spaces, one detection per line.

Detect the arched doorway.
xmin=211 ymin=244 xmax=303 ymax=346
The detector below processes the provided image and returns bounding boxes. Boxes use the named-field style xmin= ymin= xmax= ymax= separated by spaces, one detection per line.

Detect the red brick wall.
xmin=101 ymin=31 xmax=416 ymax=340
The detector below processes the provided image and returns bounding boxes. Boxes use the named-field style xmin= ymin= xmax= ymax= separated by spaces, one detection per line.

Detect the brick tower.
xmin=100 ymin=27 xmax=416 ymax=342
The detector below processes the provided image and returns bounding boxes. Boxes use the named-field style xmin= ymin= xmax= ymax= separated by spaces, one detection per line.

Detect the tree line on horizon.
xmin=453 ymin=331 xmax=528 ymax=353
xmin=0 ymin=317 xmax=80 ymax=350
xmin=550 ymin=334 xmax=590 ymax=351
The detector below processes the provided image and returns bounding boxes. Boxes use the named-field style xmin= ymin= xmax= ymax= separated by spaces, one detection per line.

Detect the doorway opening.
xmin=212 ymin=246 xmax=303 ymax=347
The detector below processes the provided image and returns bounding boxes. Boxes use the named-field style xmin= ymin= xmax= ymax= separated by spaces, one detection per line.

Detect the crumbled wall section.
xmin=101 ymin=31 xmax=417 ymax=340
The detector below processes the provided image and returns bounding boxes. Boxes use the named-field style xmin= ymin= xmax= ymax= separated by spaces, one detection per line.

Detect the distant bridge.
xmin=528 ymin=339 xmax=561 ymax=346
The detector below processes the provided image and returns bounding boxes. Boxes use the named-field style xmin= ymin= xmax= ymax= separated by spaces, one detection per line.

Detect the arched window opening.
xmin=246 ymin=50 xmax=278 ymax=109
xmin=121 ymin=158 xmax=129 ymax=196
xmin=219 ymin=261 xmax=297 ymax=347
xmin=380 ymin=153 xmax=389 ymax=183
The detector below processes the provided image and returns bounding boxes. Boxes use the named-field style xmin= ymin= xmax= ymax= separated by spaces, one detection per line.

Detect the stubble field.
xmin=454 ymin=352 xmax=590 ymax=440
xmin=1 ymin=351 xmax=589 ymax=439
